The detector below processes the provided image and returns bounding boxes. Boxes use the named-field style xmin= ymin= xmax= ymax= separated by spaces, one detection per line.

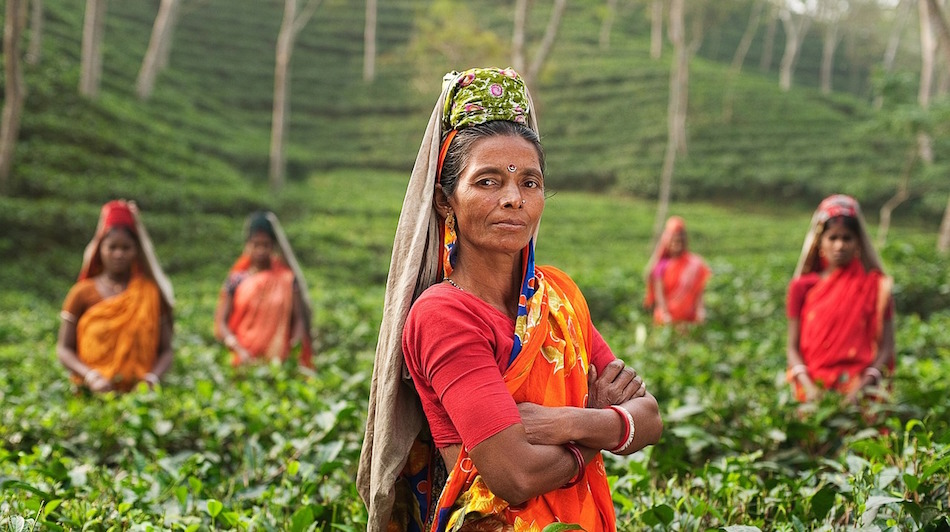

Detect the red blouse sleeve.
xmin=786 ymin=275 xmax=817 ymax=319
xmin=403 ymin=290 xmax=523 ymax=450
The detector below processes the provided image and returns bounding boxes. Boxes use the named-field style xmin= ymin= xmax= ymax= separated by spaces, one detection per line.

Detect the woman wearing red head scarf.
xmin=56 ymin=200 xmax=175 ymax=393
xmin=786 ymin=195 xmax=895 ymax=404
xmin=644 ymin=216 xmax=711 ymax=325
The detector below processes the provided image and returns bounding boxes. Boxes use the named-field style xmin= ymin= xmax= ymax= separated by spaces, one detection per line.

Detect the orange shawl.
xmin=797 ymin=258 xmax=891 ymax=397
xmin=76 ymin=275 xmax=162 ymax=392
xmin=431 ymin=266 xmax=615 ymax=532
xmin=215 ymin=255 xmax=306 ymax=366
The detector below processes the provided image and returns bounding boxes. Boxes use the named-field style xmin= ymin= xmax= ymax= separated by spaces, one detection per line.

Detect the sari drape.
xmin=796 ymin=258 xmax=891 ymax=399
xmin=430 ymin=266 xmax=615 ymax=532
xmin=215 ymin=255 xmax=310 ymax=366
xmin=643 ymin=217 xmax=710 ymax=324
xmin=76 ymin=275 xmax=162 ymax=392
xmin=646 ymin=254 xmax=710 ymax=323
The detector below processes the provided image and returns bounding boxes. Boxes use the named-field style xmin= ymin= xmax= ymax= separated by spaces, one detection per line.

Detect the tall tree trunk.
xmin=877 ymin=147 xmax=916 ymax=249
xmin=653 ymin=0 xmax=686 ymax=242
xmin=923 ymin=0 xmax=950 ymax=252
xmin=363 ymin=0 xmax=376 ymax=82
xmin=731 ymin=0 xmax=763 ymax=72
xmin=650 ymin=0 xmax=663 ymax=59
xmin=819 ymin=22 xmax=840 ymax=94
xmin=918 ymin=0 xmax=936 ymax=164
xmin=512 ymin=0 xmax=528 ymax=73
xmin=1 ymin=0 xmax=27 ymax=194
xmin=759 ymin=3 xmax=777 ymax=72
xmin=938 ymin=194 xmax=950 ymax=253
xmin=724 ymin=0 xmax=763 ymax=122
xmin=270 ymin=0 xmax=297 ymax=189
xmin=79 ymin=0 xmax=107 ymax=99
xmin=136 ymin=0 xmax=180 ymax=100
xmin=269 ymin=0 xmax=322 ymax=189
xmin=524 ymin=0 xmax=567 ymax=90
xmin=876 ymin=0 xmax=914 ymax=108
xmin=778 ymin=9 xmax=810 ymax=91
xmin=599 ymin=0 xmax=617 ymax=50
xmin=26 ymin=0 xmax=41 ymax=65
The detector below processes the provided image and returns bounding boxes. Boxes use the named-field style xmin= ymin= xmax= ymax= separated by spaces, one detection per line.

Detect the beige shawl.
xmin=356 ymin=71 xmax=539 ymax=531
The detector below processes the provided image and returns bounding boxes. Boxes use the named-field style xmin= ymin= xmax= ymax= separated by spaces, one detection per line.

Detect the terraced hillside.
xmin=1 ymin=0 xmax=947 ymax=295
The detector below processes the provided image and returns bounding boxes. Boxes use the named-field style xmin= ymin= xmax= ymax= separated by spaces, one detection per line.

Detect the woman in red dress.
xmin=785 ymin=195 xmax=895 ymax=404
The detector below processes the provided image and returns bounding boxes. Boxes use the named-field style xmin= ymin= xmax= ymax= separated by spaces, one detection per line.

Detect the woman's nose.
xmin=502 ymin=186 xmax=524 ymax=208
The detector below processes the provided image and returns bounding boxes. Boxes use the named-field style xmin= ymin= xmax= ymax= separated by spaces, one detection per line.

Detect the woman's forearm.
xmin=469 ymin=425 xmax=586 ymax=506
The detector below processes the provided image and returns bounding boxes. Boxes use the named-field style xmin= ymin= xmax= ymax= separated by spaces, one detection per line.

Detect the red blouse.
xmin=403 ymin=282 xmax=617 ymax=450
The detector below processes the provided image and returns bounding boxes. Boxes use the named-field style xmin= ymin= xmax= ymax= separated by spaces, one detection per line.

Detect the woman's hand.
xmin=587 ymin=359 xmax=644 ymax=409
xmin=795 ymin=376 xmax=821 ymax=402
xmin=84 ymin=370 xmax=114 ymax=393
xmin=660 ymin=309 xmax=673 ymax=323
xmin=517 ymin=402 xmax=570 ymax=446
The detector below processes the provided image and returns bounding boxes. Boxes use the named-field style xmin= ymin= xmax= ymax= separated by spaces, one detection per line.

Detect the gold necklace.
xmin=100 ymin=276 xmax=126 ymax=294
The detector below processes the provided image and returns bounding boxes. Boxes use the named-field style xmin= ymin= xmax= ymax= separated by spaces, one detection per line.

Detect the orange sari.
xmin=430 ymin=266 xmax=615 ymax=532
xmin=75 ymin=275 xmax=162 ymax=392
xmin=215 ymin=255 xmax=310 ymax=366
xmin=796 ymin=258 xmax=891 ymax=398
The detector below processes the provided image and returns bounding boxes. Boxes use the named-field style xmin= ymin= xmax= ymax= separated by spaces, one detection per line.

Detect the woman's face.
xmin=99 ymin=228 xmax=138 ymax=276
xmin=446 ymin=134 xmax=544 ymax=259
xmin=667 ymin=231 xmax=686 ymax=257
xmin=820 ymin=219 xmax=859 ymax=269
xmin=247 ymin=232 xmax=275 ymax=269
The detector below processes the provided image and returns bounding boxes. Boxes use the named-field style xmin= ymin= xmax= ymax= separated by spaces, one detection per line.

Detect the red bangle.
xmin=561 ymin=443 xmax=585 ymax=489
xmin=608 ymin=405 xmax=635 ymax=453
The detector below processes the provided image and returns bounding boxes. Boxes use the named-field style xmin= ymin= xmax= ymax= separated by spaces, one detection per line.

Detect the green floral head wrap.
xmin=441 ymin=67 xmax=530 ymax=131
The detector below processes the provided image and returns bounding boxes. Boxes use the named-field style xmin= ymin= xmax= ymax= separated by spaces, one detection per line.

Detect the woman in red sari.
xmin=214 ymin=211 xmax=314 ymax=368
xmin=786 ymin=195 xmax=895 ymax=404
xmin=644 ymin=216 xmax=711 ymax=325
xmin=357 ymin=68 xmax=663 ymax=532
xmin=56 ymin=200 xmax=175 ymax=393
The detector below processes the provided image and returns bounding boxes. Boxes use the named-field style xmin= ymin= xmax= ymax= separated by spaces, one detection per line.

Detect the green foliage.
xmin=3 ymin=171 xmax=949 ymax=529
xmin=2 ymin=0 xmax=949 ymax=529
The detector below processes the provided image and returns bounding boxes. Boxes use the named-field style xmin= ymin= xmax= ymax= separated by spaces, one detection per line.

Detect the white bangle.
xmin=144 ymin=372 xmax=160 ymax=386
xmin=224 ymin=334 xmax=238 ymax=349
xmin=788 ymin=364 xmax=808 ymax=381
xmin=864 ymin=366 xmax=883 ymax=382
xmin=608 ymin=405 xmax=636 ymax=454
xmin=83 ymin=369 xmax=101 ymax=385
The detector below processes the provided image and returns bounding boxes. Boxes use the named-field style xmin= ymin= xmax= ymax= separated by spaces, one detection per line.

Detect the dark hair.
xmin=247 ymin=211 xmax=276 ymax=242
xmin=104 ymin=225 xmax=139 ymax=245
xmin=822 ymin=215 xmax=860 ymax=237
xmin=439 ymin=121 xmax=545 ymax=196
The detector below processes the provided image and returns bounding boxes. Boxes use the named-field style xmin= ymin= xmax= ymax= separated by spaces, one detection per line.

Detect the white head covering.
xmin=356 ymin=69 xmax=539 ymax=531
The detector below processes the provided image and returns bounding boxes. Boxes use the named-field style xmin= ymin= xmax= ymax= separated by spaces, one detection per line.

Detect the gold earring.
xmin=446 ymin=212 xmax=455 ymax=231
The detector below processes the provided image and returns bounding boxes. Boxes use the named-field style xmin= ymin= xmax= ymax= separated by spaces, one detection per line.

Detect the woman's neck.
xmin=102 ymin=270 xmax=131 ymax=284
xmin=448 ymin=253 xmax=523 ymax=319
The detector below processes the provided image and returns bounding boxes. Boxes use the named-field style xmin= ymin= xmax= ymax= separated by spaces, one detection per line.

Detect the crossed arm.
xmin=458 ymin=359 xmax=663 ymax=505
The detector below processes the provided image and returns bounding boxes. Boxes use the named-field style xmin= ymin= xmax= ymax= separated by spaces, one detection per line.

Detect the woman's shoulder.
xmin=64 ymin=278 xmax=99 ymax=300
xmin=789 ymin=272 xmax=820 ymax=288
xmin=411 ymin=282 xmax=483 ymax=315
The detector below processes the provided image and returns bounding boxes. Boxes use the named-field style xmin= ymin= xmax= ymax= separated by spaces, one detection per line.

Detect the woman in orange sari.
xmin=786 ymin=195 xmax=895 ymax=404
xmin=214 ymin=211 xmax=314 ymax=368
xmin=56 ymin=200 xmax=175 ymax=393
xmin=643 ymin=216 xmax=711 ymax=325
xmin=357 ymin=68 xmax=663 ymax=532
